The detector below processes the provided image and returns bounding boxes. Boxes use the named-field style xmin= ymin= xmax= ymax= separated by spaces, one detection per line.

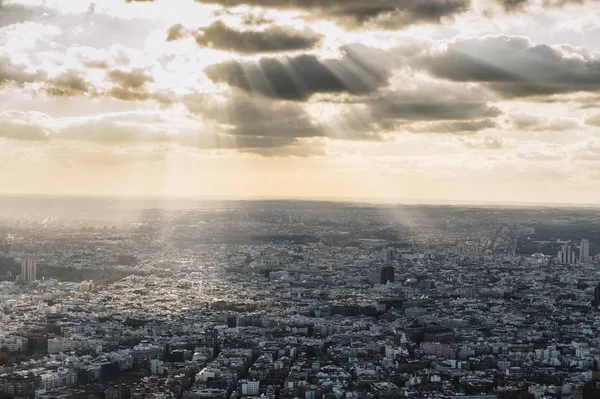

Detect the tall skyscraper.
xmin=380 ymin=264 xmax=394 ymax=285
xmin=580 ymin=239 xmax=590 ymax=263
xmin=20 ymin=258 xmax=36 ymax=282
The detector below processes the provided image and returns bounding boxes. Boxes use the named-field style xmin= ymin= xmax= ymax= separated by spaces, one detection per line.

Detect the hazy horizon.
xmin=0 ymin=192 xmax=598 ymax=210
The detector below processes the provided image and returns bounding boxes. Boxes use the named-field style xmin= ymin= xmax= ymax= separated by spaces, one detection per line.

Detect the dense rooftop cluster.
xmin=1 ymin=200 xmax=600 ymax=398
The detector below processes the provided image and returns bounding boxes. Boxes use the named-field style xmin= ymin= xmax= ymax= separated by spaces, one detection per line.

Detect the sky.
xmin=1 ymin=0 xmax=600 ymax=204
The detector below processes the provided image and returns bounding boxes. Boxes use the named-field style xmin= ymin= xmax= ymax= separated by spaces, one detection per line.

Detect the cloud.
xmin=415 ymin=35 xmax=600 ymax=98
xmin=185 ymin=92 xmax=325 ymax=142
xmin=184 ymin=91 xmax=393 ymax=154
xmin=497 ymin=0 xmax=587 ymax=12
xmin=463 ymin=135 xmax=505 ymax=150
xmin=240 ymin=13 xmax=274 ymax=26
xmin=0 ymin=2 xmax=48 ymax=28
xmin=0 ymin=54 xmax=47 ymax=86
xmin=0 ymin=111 xmax=51 ymax=140
xmin=46 ymin=70 xmax=92 ymax=97
xmin=108 ymin=68 xmax=154 ymax=89
xmin=57 ymin=114 xmax=170 ymax=144
xmin=205 ymin=43 xmax=394 ymax=100
xmin=571 ymin=138 xmax=600 ymax=161
xmin=0 ymin=51 xmax=169 ymax=103
xmin=516 ymin=146 xmax=564 ymax=161
xmin=370 ymin=95 xmax=499 ymax=123
xmin=192 ymin=0 xmax=470 ymax=29
xmin=408 ymin=119 xmax=497 ymax=133
xmin=0 ymin=108 xmax=324 ymax=157
xmin=167 ymin=24 xmax=188 ymax=41
xmin=218 ymin=97 xmax=322 ymax=138
xmin=367 ymin=80 xmax=501 ymax=132
xmin=191 ymin=21 xmax=322 ymax=53
xmin=72 ymin=45 xmax=132 ymax=70
xmin=1 ymin=2 xmax=156 ymax=49
xmin=511 ymin=113 xmax=580 ymax=130
xmin=497 ymin=0 xmax=528 ymax=11
xmin=107 ymin=68 xmax=156 ymax=101
xmin=585 ymin=113 xmax=600 ymax=127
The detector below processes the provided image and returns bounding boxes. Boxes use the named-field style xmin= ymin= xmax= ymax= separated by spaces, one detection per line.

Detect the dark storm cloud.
xmin=193 ymin=21 xmax=322 ymax=53
xmin=415 ymin=35 xmax=600 ymax=98
xmin=205 ymin=44 xmax=394 ymax=100
xmin=192 ymin=0 xmax=470 ymax=29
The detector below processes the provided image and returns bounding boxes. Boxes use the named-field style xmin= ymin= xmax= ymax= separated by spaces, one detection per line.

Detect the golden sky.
xmin=1 ymin=0 xmax=600 ymax=204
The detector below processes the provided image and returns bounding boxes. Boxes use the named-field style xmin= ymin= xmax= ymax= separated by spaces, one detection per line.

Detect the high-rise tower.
xmin=592 ymin=283 xmax=600 ymax=307
xmin=20 ymin=258 xmax=36 ymax=282
xmin=380 ymin=264 xmax=394 ymax=285
xmin=580 ymin=239 xmax=590 ymax=263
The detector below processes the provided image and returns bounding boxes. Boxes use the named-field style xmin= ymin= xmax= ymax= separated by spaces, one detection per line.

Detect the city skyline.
xmin=1 ymin=0 xmax=600 ymax=203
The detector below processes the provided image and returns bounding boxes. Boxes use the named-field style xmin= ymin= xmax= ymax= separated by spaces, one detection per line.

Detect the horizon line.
xmin=0 ymin=192 xmax=598 ymax=209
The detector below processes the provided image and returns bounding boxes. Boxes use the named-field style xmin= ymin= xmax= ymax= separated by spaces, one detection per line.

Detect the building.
xmin=206 ymin=328 xmax=220 ymax=360
xmin=0 ymin=373 xmax=40 ymax=398
xmin=592 ymin=283 xmax=600 ymax=308
xmin=382 ymin=247 xmax=396 ymax=262
xmin=20 ymin=258 xmax=36 ymax=282
xmin=380 ymin=264 xmax=394 ymax=285
xmin=580 ymin=239 xmax=590 ymax=263
xmin=105 ymin=384 xmax=130 ymax=399
xmin=39 ymin=369 xmax=78 ymax=390
xmin=240 ymin=380 xmax=260 ymax=396
xmin=558 ymin=244 xmax=576 ymax=265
